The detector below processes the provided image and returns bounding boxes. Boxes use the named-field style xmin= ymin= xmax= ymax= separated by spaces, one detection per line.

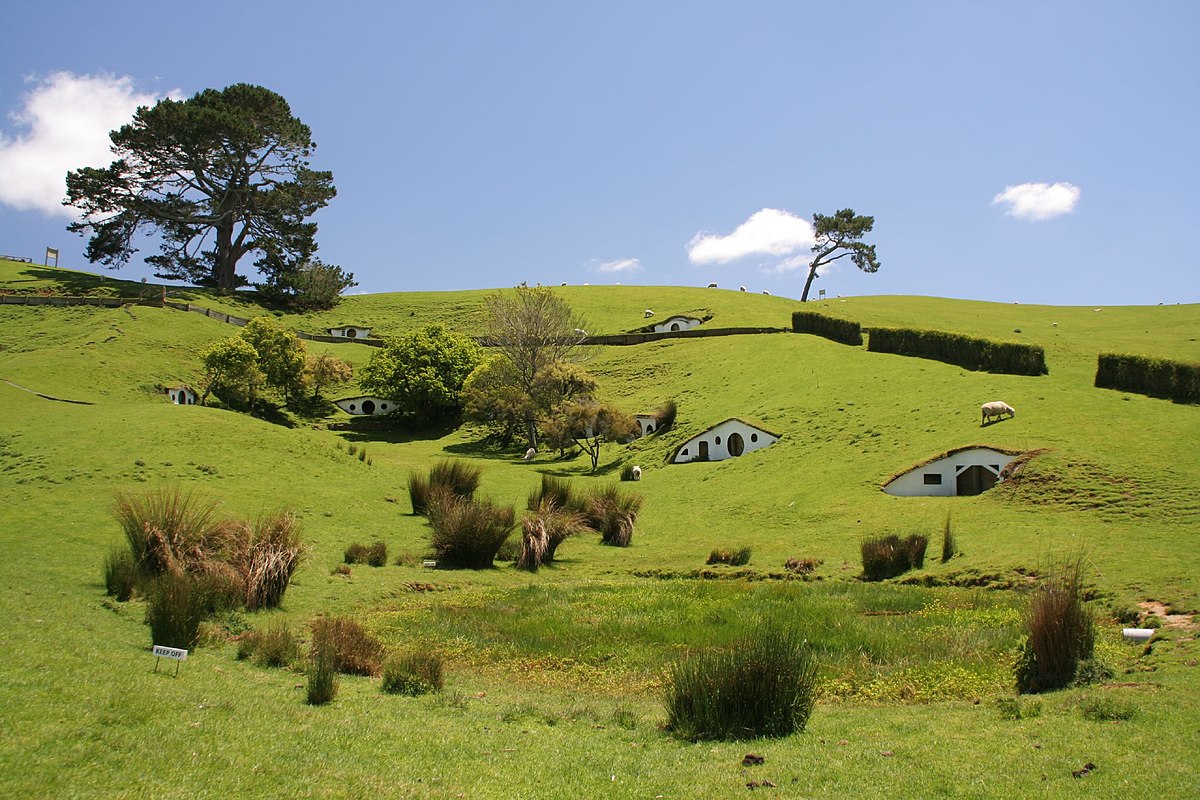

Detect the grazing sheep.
xmin=762 ymin=290 xmax=770 ymax=295
xmin=631 ymin=465 xmax=642 ymax=481
xmin=644 ymin=309 xmax=654 ymax=318
xmin=739 ymin=286 xmax=747 ymax=292
xmin=707 ymin=282 xmax=718 ymax=288
xmin=523 ymin=447 xmax=537 ymax=461
xmin=980 ymin=401 xmax=1015 ymax=425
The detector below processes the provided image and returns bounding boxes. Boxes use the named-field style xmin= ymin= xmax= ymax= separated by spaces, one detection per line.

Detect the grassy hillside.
xmin=2 ymin=261 xmax=1199 ymax=798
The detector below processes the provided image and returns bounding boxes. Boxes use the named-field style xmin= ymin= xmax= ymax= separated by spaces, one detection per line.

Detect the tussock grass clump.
xmin=861 ymin=534 xmax=929 ymax=581
xmin=381 ymin=651 xmax=445 ymax=696
xmin=664 ymin=628 xmax=818 ymax=741
xmin=1080 ymin=697 xmax=1135 ymax=722
xmin=707 ymin=547 xmax=752 ymax=566
xmin=237 ymin=622 xmax=300 ymax=668
xmin=941 ymin=513 xmax=956 ymax=563
xmin=145 ymin=572 xmax=227 ymax=650
xmin=344 ymin=541 xmax=388 ymax=567
xmin=653 ymin=399 xmax=678 ymax=433
xmin=583 ymin=485 xmax=643 ymax=547
xmin=103 ymin=546 xmax=137 ymax=601
xmin=310 ymin=617 xmax=385 ymax=676
xmin=114 ymin=486 xmax=218 ymax=576
xmin=527 ymin=474 xmax=581 ymax=514
xmin=619 ymin=463 xmax=638 ymax=481
xmin=430 ymin=496 xmax=515 ymax=569
xmin=784 ymin=557 xmax=822 ymax=575
xmin=1015 ymin=560 xmax=1095 ymax=694
xmin=306 ymin=625 xmax=339 ymax=706
xmin=221 ymin=511 xmax=306 ymax=610
xmin=518 ymin=499 xmax=589 ymax=571
xmin=408 ymin=460 xmax=483 ymax=516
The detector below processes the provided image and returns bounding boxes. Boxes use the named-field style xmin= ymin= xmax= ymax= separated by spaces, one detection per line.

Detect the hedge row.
xmin=866 ymin=327 xmax=1048 ymax=376
xmin=1095 ymin=353 xmax=1200 ymax=404
xmin=791 ymin=311 xmax=863 ymax=346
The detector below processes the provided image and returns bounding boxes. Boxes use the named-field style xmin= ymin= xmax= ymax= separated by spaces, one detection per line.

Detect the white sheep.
xmin=644 ymin=309 xmax=654 ymax=318
xmin=523 ymin=447 xmax=537 ymax=462
xmin=981 ymin=401 xmax=1015 ymax=425
xmin=631 ymin=465 xmax=642 ymax=481
xmin=762 ymin=290 xmax=771 ymax=296
xmin=707 ymin=282 xmax=718 ymax=288
xmin=573 ymin=328 xmax=587 ymax=336
xmin=739 ymin=286 xmax=747 ymax=292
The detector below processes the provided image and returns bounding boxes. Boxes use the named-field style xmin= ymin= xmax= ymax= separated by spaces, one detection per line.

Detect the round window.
xmin=348 ymin=404 xmax=356 ymax=412
xmin=728 ymin=432 xmax=745 ymax=457
xmin=750 ymin=433 xmax=758 ymax=443
xmin=381 ymin=403 xmax=388 ymax=411
xmin=715 ymin=436 xmax=722 ymax=445
xmin=346 ymin=328 xmax=357 ymax=338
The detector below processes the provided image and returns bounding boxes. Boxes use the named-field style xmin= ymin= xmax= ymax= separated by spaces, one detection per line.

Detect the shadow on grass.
xmin=537 ymin=455 xmax=625 ymax=478
xmin=333 ymin=417 xmax=460 ymax=445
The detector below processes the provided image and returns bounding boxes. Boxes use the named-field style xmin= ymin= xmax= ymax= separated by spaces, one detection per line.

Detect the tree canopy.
xmin=65 ymin=83 xmax=336 ymax=292
xmin=482 ymin=286 xmax=589 ymax=447
xmin=359 ymin=324 xmax=484 ymax=423
xmin=800 ymin=209 xmax=880 ymax=302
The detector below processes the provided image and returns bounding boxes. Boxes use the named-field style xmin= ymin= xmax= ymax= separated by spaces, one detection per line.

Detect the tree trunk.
xmin=215 ymin=220 xmax=237 ymax=293
xmin=800 ymin=263 xmax=819 ymax=302
xmin=524 ymin=417 xmax=539 ymax=450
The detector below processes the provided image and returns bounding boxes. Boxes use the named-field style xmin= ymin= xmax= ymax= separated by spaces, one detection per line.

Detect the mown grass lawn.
xmin=2 ymin=260 xmax=1198 ymax=798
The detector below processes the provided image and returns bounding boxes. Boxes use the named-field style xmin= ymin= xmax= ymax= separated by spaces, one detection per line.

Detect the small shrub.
xmin=1080 ymin=697 xmax=1135 ymax=722
xmin=941 ymin=513 xmax=956 ymax=563
xmin=358 ymin=448 xmax=368 ymax=463
xmin=583 ymin=484 xmax=643 ymax=547
xmin=230 ymin=511 xmax=306 ymax=610
xmin=517 ymin=513 xmax=548 ymax=572
xmin=103 ymin=546 xmax=137 ymax=601
xmin=310 ymin=617 xmax=385 ymax=676
xmin=995 ymin=696 xmax=1042 ymax=720
xmin=860 ymin=534 xmax=928 ymax=581
xmin=784 ymin=557 xmax=822 ymax=575
xmin=429 ymin=496 xmax=515 ymax=569
xmin=664 ymin=628 xmax=818 ymax=741
xmin=381 ymin=651 xmax=445 ymax=696
xmin=366 ymin=541 xmax=388 ymax=567
xmin=518 ymin=499 xmax=589 ymax=571
xmin=344 ymin=542 xmax=369 ymax=564
xmin=306 ymin=626 xmax=339 ymax=705
xmin=1074 ymin=657 xmax=1115 ymax=686
xmin=1015 ymin=560 xmax=1095 ymax=694
xmin=330 ymin=564 xmax=352 ymax=576
xmin=527 ymin=474 xmax=581 ymax=514
xmin=706 ymin=547 xmax=752 ymax=566
xmin=238 ymin=623 xmax=300 ymax=668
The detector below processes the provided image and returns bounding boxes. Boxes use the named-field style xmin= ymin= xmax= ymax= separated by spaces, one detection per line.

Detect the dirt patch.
xmin=1138 ymin=601 xmax=1199 ymax=633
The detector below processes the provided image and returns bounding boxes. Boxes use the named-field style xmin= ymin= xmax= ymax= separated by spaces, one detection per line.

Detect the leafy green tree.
xmin=548 ymin=401 xmax=638 ymax=472
xmin=65 ymin=84 xmax=336 ymax=292
xmin=263 ymin=258 xmax=357 ymax=311
xmin=359 ymin=324 xmax=483 ymax=423
xmin=304 ymin=352 xmax=353 ymax=401
xmin=482 ymin=286 xmax=589 ymax=447
xmin=799 ymin=209 xmax=881 ymax=302
xmin=462 ymin=354 xmax=532 ymax=445
xmin=200 ymin=336 xmax=263 ymax=408
xmin=239 ymin=317 xmax=307 ymax=401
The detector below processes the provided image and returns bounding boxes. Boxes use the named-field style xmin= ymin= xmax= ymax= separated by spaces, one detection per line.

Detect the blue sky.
xmin=1 ymin=1 xmax=1197 ymax=305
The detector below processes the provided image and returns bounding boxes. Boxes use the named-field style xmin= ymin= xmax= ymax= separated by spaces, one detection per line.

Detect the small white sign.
xmin=153 ymin=645 xmax=188 ymax=661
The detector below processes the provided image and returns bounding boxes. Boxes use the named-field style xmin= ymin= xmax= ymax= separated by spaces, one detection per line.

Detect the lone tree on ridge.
xmin=800 ymin=209 xmax=880 ymax=302
xmin=64 ymin=84 xmax=336 ymax=292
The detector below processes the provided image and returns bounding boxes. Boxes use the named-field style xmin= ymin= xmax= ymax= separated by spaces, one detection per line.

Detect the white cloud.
xmin=762 ymin=254 xmax=814 ymax=275
xmin=687 ymin=208 xmax=815 ymax=264
xmin=0 ymin=72 xmax=169 ymax=217
xmin=596 ymin=257 xmax=641 ymax=273
xmin=991 ymin=181 xmax=1081 ymax=221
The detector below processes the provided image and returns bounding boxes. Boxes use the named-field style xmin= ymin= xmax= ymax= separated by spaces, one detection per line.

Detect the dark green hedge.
xmin=791 ymin=311 xmax=863 ymax=346
xmin=866 ymin=327 xmax=1048 ymax=376
xmin=1095 ymin=353 xmax=1200 ymax=404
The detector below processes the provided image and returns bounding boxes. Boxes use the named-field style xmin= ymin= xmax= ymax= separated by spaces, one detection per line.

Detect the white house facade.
xmin=882 ymin=446 xmax=1022 ymax=497
xmin=669 ymin=418 xmax=781 ymax=463
xmin=634 ymin=414 xmax=657 ymax=437
xmin=652 ymin=315 xmax=702 ymax=334
xmin=167 ymin=386 xmax=196 ymax=405
xmin=334 ymin=396 xmax=398 ymax=416
xmin=327 ymin=326 xmax=372 ymax=339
